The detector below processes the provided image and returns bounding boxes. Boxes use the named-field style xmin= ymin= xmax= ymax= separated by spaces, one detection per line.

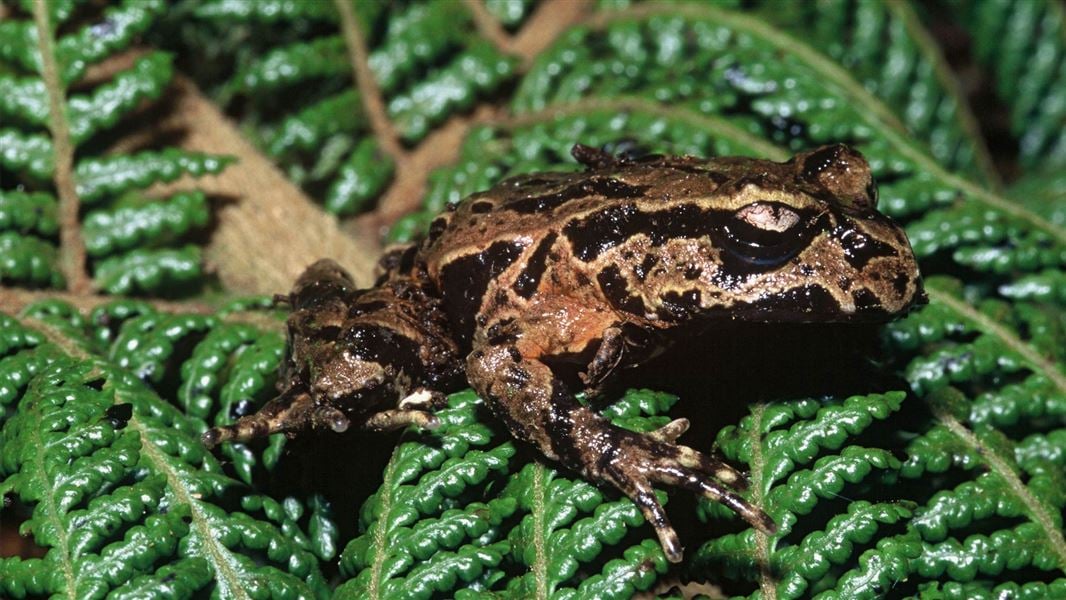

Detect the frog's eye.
xmin=734 ymin=202 xmax=800 ymax=233
xmin=722 ymin=201 xmax=810 ymax=264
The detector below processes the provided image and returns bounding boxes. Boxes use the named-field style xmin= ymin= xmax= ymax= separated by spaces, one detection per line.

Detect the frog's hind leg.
xmin=467 ymin=343 xmax=774 ymax=563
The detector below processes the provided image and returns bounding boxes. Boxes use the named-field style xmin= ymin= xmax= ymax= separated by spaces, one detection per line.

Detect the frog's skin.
xmin=203 ymin=143 xmax=925 ymax=562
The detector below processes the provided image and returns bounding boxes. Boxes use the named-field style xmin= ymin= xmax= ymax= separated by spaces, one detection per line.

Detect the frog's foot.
xmin=594 ymin=427 xmax=774 ymax=562
xmin=202 ymin=387 xmax=441 ymax=449
xmin=467 ymin=343 xmax=774 ymax=563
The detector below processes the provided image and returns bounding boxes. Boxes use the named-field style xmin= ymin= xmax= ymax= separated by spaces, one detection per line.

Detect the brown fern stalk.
xmin=32 ymin=0 xmax=90 ymax=295
xmin=333 ymin=0 xmax=404 ymax=164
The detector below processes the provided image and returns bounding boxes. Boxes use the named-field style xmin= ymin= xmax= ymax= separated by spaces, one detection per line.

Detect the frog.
xmin=203 ymin=143 xmax=925 ymax=562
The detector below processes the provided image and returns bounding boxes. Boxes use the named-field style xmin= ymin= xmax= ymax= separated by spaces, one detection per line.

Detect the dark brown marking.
xmin=566 ymin=203 xmax=821 ymax=276
xmin=427 ymin=217 xmax=449 ymax=243
xmin=439 ymin=240 xmax=526 ymax=340
xmin=852 ymin=288 xmax=890 ymax=317
xmin=343 ymin=324 xmax=423 ymax=377
xmin=892 ymin=273 xmax=910 ymax=296
xmin=506 ymin=177 xmax=649 ymax=214
xmin=700 ymin=284 xmax=845 ymax=322
xmin=799 ymin=145 xmax=844 ymax=184
xmin=470 ymin=201 xmax=494 ymax=213
xmin=487 ymin=318 xmax=518 ymax=346
xmin=505 ymin=365 xmax=532 ymax=388
xmin=597 ymin=265 xmax=648 ymax=315
xmin=513 ymin=233 xmax=558 ymax=298
xmin=832 ymin=225 xmax=898 ymax=269
xmin=635 ymin=255 xmax=659 ymax=281
xmin=657 ymin=289 xmax=702 ymax=321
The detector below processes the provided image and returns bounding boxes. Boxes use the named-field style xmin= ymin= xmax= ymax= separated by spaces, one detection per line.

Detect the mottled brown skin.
xmin=201 ymin=258 xmax=464 ymax=447
xmin=204 ymin=144 xmax=924 ymax=562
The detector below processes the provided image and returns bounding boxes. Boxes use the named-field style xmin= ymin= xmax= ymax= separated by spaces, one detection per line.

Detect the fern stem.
xmin=24 ymin=383 xmax=79 ymax=599
xmin=333 ymin=0 xmax=404 ymax=164
xmin=883 ymin=0 xmax=1001 ymax=188
xmin=748 ymin=403 xmax=778 ymax=600
xmin=19 ymin=315 xmax=90 ymax=360
xmin=464 ymin=0 xmax=514 ymax=60
xmin=930 ymin=396 xmax=1066 ymax=572
xmin=531 ymin=463 xmax=549 ymax=599
xmin=1 ymin=287 xmax=215 ymax=316
xmin=502 ymin=96 xmax=788 ymax=160
xmin=926 ymin=284 xmax=1066 ymax=395
xmin=507 ymin=0 xmax=592 ymax=67
xmin=367 ymin=451 xmax=400 ymax=599
xmin=32 ymin=0 xmax=90 ymax=295
xmin=126 ymin=415 xmax=252 ymax=600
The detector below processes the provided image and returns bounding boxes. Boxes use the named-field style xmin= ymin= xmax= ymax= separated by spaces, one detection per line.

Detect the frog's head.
xmin=707 ymin=144 xmax=925 ymax=322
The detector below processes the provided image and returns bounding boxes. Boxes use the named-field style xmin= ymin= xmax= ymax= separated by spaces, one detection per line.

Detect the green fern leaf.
xmin=65 ymin=52 xmax=174 ymax=144
xmin=3 ymin=1 xmax=1063 ymax=597
xmin=0 ymin=191 xmax=58 ymax=237
xmin=82 ymin=192 xmax=210 ymax=258
xmin=194 ymin=0 xmax=339 ymax=23
xmin=0 ymin=129 xmax=54 ymax=180
xmin=74 ymin=151 xmax=231 ymax=205
xmin=184 ymin=0 xmax=518 ymax=216
xmin=0 ymin=232 xmax=64 ymax=289
xmin=0 ymin=354 xmax=328 ymax=598
xmin=0 ymin=0 xmax=232 ymax=294
xmin=944 ymin=0 xmax=1066 ymax=170
xmin=92 ymin=246 xmax=204 ymax=296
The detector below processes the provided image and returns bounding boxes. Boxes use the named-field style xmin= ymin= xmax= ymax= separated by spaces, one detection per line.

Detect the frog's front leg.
xmin=200 ymin=383 xmax=443 ymax=448
xmin=466 ymin=339 xmax=775 ymax=563
xmin=203 ymin=259 xmax=461 ymax=449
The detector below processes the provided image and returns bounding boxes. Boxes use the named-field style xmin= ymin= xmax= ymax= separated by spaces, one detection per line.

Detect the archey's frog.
xmin=203 ymin=144 xmax=925 ymax=562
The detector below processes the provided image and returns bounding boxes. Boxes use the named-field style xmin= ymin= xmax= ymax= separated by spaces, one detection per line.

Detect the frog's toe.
xmin=397 ymin=388 xmax=448 ymax=411
xmin=647 ymin=418 xmax=689 ymax=443
xmin=362 ymin=407 xmax=440 ymax=432
xmin=674 ymin=446 xmax=749 ymax=491
xmin=666 ymin=465 xmax=775 ymax=535
xmin=613 ymin=473 xmax=684 ymax=563
xmin=608 ymin=436 xmax=775 ymax=539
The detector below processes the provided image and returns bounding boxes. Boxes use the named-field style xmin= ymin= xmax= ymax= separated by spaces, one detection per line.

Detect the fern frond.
xmin=388 ymin=40 xmax=517 ymax=142
xmin=0 ymin=355 xmax=328 ymax=598
xmin=82 ymin=192 xmax=209 ymax=258
xmin=605 ymin=0 xmax=997 ymax=181
xmin=194 ymin=0 xmax=339 ymax=23
xmin=944 ymin=0 xmax=1066 ymax=171
xmin=183 ymin=0 xmax=518 ymax=216
xmin=325 ymin=138 xmax=395 ymax=216
xmin=74 ymin=151 xmax=231 ymax=205
xmin=0 ymin=0 xmax=232 ymax=295
xmin=0 ymin=301 xmax=341 ymax=597
xmin=92 ymin=246 xmax=204 ymax=296
xmin=0 ymin=191 xmax=58 ymax=237
xmin=0 ymin=232 xmax=64 ymax=289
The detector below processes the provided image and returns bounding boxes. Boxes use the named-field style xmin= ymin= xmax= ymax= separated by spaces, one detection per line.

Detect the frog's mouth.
xmin=725 ymin=285 xmax=896 ymax=323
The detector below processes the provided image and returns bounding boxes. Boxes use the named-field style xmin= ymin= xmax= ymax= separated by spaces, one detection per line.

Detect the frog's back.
xmin=420 ymin=153 xmax=771 ymax=265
